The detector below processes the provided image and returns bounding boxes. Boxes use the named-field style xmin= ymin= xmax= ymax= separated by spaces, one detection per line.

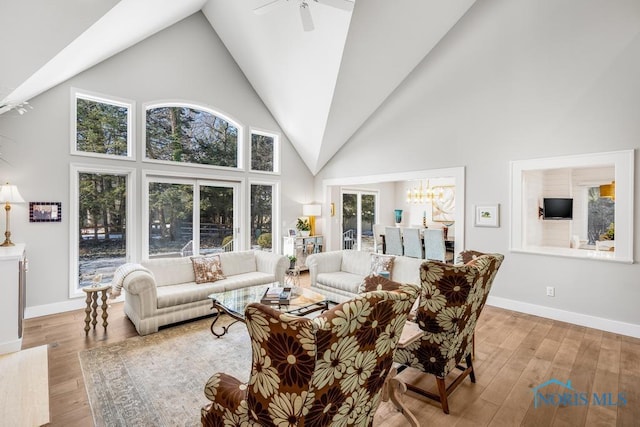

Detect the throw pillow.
xmin=191 ymin=255 xmax=226 ymax=284
xmin=369 ymin=253 xmax=395 ymax=277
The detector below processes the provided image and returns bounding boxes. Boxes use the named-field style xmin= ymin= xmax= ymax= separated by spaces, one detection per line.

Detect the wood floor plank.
xmin=12 ymin=271 xmax=640 ymax=427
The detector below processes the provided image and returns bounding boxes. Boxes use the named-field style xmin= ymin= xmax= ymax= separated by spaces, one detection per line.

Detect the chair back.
xmin=243 ymin=283 xmax=418 ymax=426
xmin=394 ymin=252 xmax=504 ymax=378
xmin=372 ymin=223 xmax=385 ymax=253
xmin=402 ymin=227 xmax=424 ymax=258
xmin=384 ymin=226 xmax=403 ymax=256
xmin=424 ymin=228 xmax=446 ymax=261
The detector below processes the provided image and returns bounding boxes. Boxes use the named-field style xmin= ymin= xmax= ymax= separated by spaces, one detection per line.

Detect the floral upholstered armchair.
xmin=201 ymin=278 xmax=419 ymax=426
xmin=393 ymin=250 xmax=504 ymax=414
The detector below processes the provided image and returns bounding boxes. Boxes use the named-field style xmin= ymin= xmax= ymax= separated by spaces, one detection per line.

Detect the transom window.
xmin=145 ymin=104 xmax=241 ymax=169
xmin=250 ymin=130 xmax=279 ymax=173
xmin=72 ymin=90 xmax=134 ymax=159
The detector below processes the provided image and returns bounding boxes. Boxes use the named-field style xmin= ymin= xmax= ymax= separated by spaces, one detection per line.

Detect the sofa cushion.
xmin=191 ymin=255 xmax=226 ymax=284
xmin=340 ymin=250 xmax=372 ymax=276
xmin=390 ymin=256 xmax=423 ymax=286
xmin=316 ymin=272 xmax=364 ymax=295
xmin=218 ymin=251 xmax=257 ymax=276
xmin=156 ymin=272 xmax=276 ymax=309
xmin=141 ymin=257 xmax=195 ymax=287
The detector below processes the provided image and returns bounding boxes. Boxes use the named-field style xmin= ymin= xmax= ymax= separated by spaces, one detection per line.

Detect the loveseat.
xmin=305 ymin=250 xmax=423 ymax=303
xmin=118 ymin=250 xmax=288 ymax=335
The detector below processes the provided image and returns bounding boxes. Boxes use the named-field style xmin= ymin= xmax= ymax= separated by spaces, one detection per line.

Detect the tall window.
xmin=251 ymin=184 xmax=274 ymax=250
xmin=588 ymin=187 xmax=615 ymax=244
xmin=72 ymin=90 xmax=134 ymax=158
xmin=71 ymin=166 xmax=134 ymax=296
xmin=146 ymin=176 xmax=239 ymax=258
xmin=145 ymin=104 xmax=240 ymax=168
xmin=251 ymin=130 xmax=279 ymax=173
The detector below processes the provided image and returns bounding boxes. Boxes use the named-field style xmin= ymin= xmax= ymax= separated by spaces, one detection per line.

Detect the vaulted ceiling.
xmin=0 ymin=0 xmax=476 ymax=175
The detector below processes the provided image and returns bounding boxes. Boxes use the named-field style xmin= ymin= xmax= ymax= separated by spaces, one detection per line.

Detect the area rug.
xmin=78 ymin=316 xmax=251 ymax=427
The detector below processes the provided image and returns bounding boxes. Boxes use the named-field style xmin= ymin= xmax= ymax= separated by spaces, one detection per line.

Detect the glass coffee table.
xmin=207 ymin=284 xmax=328 ymax=337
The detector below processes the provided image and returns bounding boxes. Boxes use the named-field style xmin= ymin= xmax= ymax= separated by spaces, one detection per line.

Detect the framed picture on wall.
xmin=432 ymin=186 xmax=455 ymax=222
xmin=474 ymin=204 xmax=499 ymax=227
xmin=29 ymin=202 xmax=62 ymax=222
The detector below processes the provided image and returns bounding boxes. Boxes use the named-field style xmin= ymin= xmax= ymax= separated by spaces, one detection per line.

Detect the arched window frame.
xmin=142 ymin=101 xmax=244 ymax=171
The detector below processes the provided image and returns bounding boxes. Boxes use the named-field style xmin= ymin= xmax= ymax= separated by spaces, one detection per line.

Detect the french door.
xmin=341 ymin=191 xmax=377 ymax=251
xmin=146 ymin=177 xmax=239 ymax=258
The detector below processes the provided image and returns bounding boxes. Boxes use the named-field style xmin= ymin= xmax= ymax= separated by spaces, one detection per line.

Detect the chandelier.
xmin=406 ymin=180 xmax=443 ymax=204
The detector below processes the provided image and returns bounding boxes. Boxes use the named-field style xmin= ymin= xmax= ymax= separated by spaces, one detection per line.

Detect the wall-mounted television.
xmin=543 ymin=198 xmax=573 ymax=220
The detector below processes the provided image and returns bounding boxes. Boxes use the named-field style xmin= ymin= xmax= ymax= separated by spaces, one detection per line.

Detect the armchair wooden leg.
xmin=435 ymin=377 xmax=449 ymax=414
xmin=466 ymin=354 xmax=476 ymax=383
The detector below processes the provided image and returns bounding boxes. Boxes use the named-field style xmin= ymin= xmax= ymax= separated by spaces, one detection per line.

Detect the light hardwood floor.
xmin=21 ymin=273 xmax=640 ymax=426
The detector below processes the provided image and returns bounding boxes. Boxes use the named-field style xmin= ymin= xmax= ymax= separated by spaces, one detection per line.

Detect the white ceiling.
xmin=0 ymin=0 xmax=476 ymax=175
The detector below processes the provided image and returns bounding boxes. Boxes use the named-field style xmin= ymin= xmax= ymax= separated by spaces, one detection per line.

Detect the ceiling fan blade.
xmin=314 ymin=0 xmax=354 ymax=12
xmin=253 ymin=0 xmax=285 ymax=15
xmin=299 ymin=3 xmax=314 ymax=32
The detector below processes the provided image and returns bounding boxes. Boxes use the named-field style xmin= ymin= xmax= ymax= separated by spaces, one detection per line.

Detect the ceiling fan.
xmin=254 ymin=0 xmax=354 ymax=32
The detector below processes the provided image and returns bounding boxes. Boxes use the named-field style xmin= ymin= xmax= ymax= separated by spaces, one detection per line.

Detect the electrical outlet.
xmin=546 ymin=286 xmax=555 ymax=297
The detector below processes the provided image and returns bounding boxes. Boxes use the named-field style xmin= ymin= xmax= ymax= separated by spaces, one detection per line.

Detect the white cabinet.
xmin=283 ymin=235 xmax=323 ymax=271
xmin=0 ymin=243 xmax=26 ymax=354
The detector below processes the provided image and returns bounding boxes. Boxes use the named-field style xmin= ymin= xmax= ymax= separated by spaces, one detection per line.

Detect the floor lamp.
xmin=302 ymin=204 xmax=322 ymax=236
xmin=0 ymin=183 xmax=25 ymax=247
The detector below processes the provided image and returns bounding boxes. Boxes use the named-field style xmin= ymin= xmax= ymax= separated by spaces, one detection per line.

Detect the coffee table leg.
xmin=210 ymin=302 xmax=241 ymax=338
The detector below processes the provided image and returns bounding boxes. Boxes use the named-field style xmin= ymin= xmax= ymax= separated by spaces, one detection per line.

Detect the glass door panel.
xmin=342 ymin=193 xmax=357 ymax=249
xmin=200 ymin=184 xmax=235 ymax=253
xmin=360 ymin=193 xmax=376 ymax=252
xmin=148 ymin=182 xmax=193 ymax=258
xmin=341 ymin=191 xmax=377 ymax=251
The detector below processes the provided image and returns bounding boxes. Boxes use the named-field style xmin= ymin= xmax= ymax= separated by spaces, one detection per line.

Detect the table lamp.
xmin=0 ymin=183 xmax=25 ymax=247
xmin=302 ymin=204 xmax=321 ymax=236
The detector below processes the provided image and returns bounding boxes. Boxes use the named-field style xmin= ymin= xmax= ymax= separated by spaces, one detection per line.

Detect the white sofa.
xmin=121 ymin=250 xmax=288 ymax=335
xmin=305 ymin=250 xmax=423 ymax=303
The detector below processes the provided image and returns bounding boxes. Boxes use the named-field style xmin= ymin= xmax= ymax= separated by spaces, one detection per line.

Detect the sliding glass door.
xmin=147 ymin=177 xmax=238 ymax=258
xmin=341 ymin=191 xmax=377 ymax=251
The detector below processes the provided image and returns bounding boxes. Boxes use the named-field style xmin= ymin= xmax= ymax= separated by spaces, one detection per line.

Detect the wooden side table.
xmin=82 ymin=284 xmax=111 ymax=335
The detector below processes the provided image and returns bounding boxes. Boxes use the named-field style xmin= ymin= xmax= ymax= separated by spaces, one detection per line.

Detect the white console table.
xmin=0 ymin=243 xmax=26 ymax=354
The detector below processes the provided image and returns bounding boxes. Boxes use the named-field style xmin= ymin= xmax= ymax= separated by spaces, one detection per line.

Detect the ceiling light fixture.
xmin=406 ymin=180 xmax=443 ymax=204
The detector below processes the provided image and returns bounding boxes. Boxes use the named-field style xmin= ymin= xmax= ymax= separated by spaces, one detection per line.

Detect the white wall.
xmin=316 ymin=0 xmax=640 ymax=336
xmin=0 ymin=12 xmax=314 ymax=314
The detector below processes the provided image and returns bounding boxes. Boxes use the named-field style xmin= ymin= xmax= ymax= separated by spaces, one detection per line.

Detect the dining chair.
xmin=402 ymin=227 xmax=424 ymax=259
xmin=373 ymin=223 xmax=385 ymax=253
xmin=384 ymin=226 xmax=403 ymax=256
xmin=424 ymin=228 xmax=447 ymax=262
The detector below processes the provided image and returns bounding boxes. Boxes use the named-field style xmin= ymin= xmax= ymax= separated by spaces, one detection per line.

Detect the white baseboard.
xmin=0 ymin=338 xmax=22 ymax=354
xmin=487 ymin=296 xmax=640 ymax=339
xmin=24 ymin=299 xmax=87 ymax=319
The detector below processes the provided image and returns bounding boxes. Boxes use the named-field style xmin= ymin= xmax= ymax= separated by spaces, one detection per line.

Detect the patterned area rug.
xmin=79 ymin=316 xmax=250 ymax=427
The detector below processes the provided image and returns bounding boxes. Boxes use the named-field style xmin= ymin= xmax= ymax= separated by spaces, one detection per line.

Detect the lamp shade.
xmin=0 ymin=184 xmax=25 ymax=203
xmin=302 ymin=204 xmax=322 ymax=217
xmin=599 ymin=181 xmax=615 ymax=199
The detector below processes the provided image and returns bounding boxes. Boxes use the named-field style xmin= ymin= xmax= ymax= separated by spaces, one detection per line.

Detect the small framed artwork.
xmin=29 ymin=202 xmax=62 ymax=222
xmin=287 ymin=228 xmax=297 ymax=237
xmin=474 ymin=204 xmax=499 ymax=228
